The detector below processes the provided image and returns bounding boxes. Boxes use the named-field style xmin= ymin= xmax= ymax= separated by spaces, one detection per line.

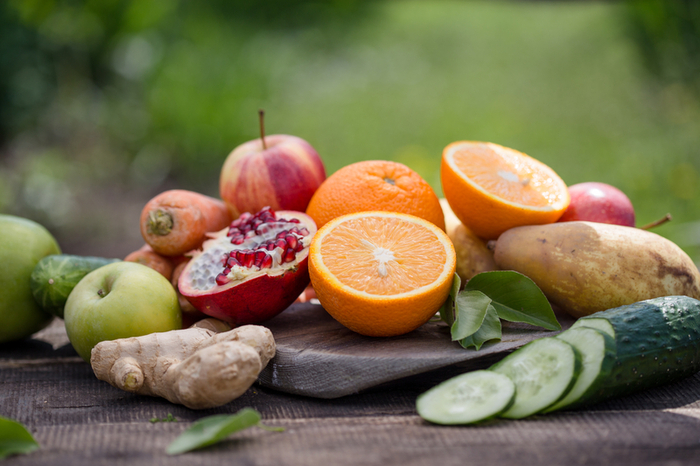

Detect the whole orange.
xmin=306 ymin=160 xmax=445 ymax=231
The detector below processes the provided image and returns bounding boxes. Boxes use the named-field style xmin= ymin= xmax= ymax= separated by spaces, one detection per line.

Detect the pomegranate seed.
xmin=276 ymin=230 xmax=289 ymax=239
xmin=231 ymin=235 xmax=244 ymax=245
xmin=222 ymin=267 xmax=231 ymax=275
xmin=266 ymin=242 xmax=276 ymax=251
xmin=241 ymin=251 xmax=255 ymax=268
xmin=255 ymin=250 xmax=267 ymax=261
xmin=216 ymin=273 xmax=229 ymax=286
xmin=299 ymin=227 xmax=310 ymax=236
xmin=227 ymin=227 xmax=239 ymax=237
xmin=227 ymin=256 xmax=241 ymax=267
xmin=285 ymin=234 xmax=298 ymax=249
xmin=288 ymin=218 xmax=300 ymax=223
xmin=295 ymin=241 xmax=304 ymax=252
xmin=260 ymin=254 xmax=273 ymax=268
xmin=240 ymin=224 xmax=251 ymax=233
xmin=275 ymin=239 xmax=287 ymax=250
xmin=284 ymin=248 xmax=296 ymax=263
xmin=289 ymin=227 xmax=300 ymax=235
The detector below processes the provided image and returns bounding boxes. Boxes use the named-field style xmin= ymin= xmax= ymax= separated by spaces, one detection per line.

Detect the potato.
xmin=493 ymin=221 xmax=700 ymax=318
xmin=450 ymin=223 xmax=498 ymax=282
xmin=440 ymin=199 xmax=498 ymax=282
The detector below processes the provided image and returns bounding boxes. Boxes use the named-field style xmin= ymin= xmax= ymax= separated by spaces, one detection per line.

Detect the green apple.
xmin=64 ymin=261 xmax=181 ymax=361
xmin=0 ymin=214 xmax=60 ymax=343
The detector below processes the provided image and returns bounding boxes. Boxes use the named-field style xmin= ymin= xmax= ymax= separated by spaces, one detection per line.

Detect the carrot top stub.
xmin=140 ymin=190 xmax=233 ymax=257
xmin=146 ymin=209 xmax=175 ymax=236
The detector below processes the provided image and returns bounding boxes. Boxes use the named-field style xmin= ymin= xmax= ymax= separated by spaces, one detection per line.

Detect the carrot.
xmin=140 ymin=189 xmax=233 ymax=256
xmin=294 ymin=284 xmax=317 ymax=304
xmin=124 ymin=244 xmax=176 ymax=281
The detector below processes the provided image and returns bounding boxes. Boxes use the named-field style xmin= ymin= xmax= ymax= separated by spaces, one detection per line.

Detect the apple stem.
xmin=259 ymin=109 xmax=267 ymax=150
xmin=639 ymin=213 xmax=672 ymax=231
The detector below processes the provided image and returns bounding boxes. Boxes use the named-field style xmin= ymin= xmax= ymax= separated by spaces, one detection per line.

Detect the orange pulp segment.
xmin=309 ymin=211 xmax=456 ymax=337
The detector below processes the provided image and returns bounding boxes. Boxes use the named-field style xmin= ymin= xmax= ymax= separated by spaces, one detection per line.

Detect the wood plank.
xmin=3 ymin=321 xmax=700 ymax=466
xmin=258 ymin=302 xmax=575 ymax=398
xmin=6 ymin=410 xmax=700 ymax=466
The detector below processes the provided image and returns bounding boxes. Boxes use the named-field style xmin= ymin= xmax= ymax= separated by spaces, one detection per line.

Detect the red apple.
xmin=219 ymin=111 xmax=327 ymax=218
xmin=557 ymin=182 xmax=635 ymax=227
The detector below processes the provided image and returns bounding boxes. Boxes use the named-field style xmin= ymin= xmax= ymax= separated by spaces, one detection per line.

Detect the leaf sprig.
xmin=166 ymin=408 xmax=284 ymax=455
xmin=440 ymin=271 xmax=561 ymax=350
xmin=0 ymin=416 xmax=40 ymax=460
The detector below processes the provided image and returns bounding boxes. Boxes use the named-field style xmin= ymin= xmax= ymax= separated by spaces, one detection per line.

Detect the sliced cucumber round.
xmin=490 ymin=337 xmax=581 ymax=419
xmin=545 ymin=327 xmax=617 ymax=412
xmin=416 ymin=370 xmax=515 ymax=425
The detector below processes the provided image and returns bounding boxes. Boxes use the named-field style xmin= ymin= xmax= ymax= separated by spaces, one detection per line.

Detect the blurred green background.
xmin=0 ymin=0 xmax=699 ymax=265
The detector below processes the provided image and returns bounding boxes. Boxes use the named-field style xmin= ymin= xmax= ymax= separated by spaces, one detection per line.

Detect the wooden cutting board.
xmin=257 ymin=302 xmax=575 ymax=399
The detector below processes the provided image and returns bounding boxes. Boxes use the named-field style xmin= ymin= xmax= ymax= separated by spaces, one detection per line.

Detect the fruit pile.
xmin=2 ymin=114 xmax=700 ymax=411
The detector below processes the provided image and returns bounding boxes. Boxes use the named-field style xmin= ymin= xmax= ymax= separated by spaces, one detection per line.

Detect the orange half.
xmin=441 ymin=141 xmax=570 ymax=240
xmin=309 ymin=211 xmax=456 ymax=337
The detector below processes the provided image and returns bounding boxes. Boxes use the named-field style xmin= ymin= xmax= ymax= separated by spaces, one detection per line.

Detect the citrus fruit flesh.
xmin=441 ymin=141 xmax=569 ymax=240
xmin=309 ymin=211 xmax=456 ymax=337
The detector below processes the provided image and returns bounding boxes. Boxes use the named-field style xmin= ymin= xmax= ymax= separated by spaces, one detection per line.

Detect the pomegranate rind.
xmin=178 ymin=210 xmax=316 ymax=326
xmin=182 ymin=259 xmax=310 ymax=326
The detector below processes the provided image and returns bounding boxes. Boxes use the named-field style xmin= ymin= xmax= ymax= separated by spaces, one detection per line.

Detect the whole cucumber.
xmin=30 ymin=254 xmax=120 ymax=319
xmin=572 ymin=295 xmax=700 ymax=404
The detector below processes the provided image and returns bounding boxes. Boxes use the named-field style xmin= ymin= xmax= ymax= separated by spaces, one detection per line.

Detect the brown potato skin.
xmin=440 ymin=198 xmax=498 ymax=282
xmin=449 ymin=223 xmax=498 ymax=282
xmin=493 ymin=221 xmax=700 ymax=318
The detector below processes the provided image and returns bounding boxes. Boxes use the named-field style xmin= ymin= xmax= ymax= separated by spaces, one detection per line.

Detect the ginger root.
xmin=90 ymin=325 xmax=275 ymax=409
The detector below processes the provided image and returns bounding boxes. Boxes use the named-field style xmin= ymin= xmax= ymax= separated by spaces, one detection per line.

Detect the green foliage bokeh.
xmin=0 ymin=0 xmax=698 ymax=264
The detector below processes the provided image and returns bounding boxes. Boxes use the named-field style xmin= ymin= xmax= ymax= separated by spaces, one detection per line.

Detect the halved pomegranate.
xmin=178 ymin=207 xmax=317 ymax=325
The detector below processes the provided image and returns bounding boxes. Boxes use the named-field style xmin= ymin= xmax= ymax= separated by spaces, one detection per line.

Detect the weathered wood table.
xmin=2 ymin=303 xmax=700 ymax=465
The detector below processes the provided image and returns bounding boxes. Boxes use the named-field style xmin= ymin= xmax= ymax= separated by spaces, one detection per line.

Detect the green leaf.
xmin=451 ymin=290 xmax=492 ymax=340
xmin=457 ymin=303 xmax=502 ymax=350
xmin=0 ymin=416 xmax=40 ymax=460
xmin=439 ymin=273 xmax=461 ymax=326
xmin=166 ymin=408 xmax=283 ymax=455
xmin=464 ymin=271 xmax=561 ymax=331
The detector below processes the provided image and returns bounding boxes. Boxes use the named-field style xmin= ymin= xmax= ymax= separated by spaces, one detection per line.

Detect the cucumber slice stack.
xmin=417 ymin=295 xmax=700 ymax=425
